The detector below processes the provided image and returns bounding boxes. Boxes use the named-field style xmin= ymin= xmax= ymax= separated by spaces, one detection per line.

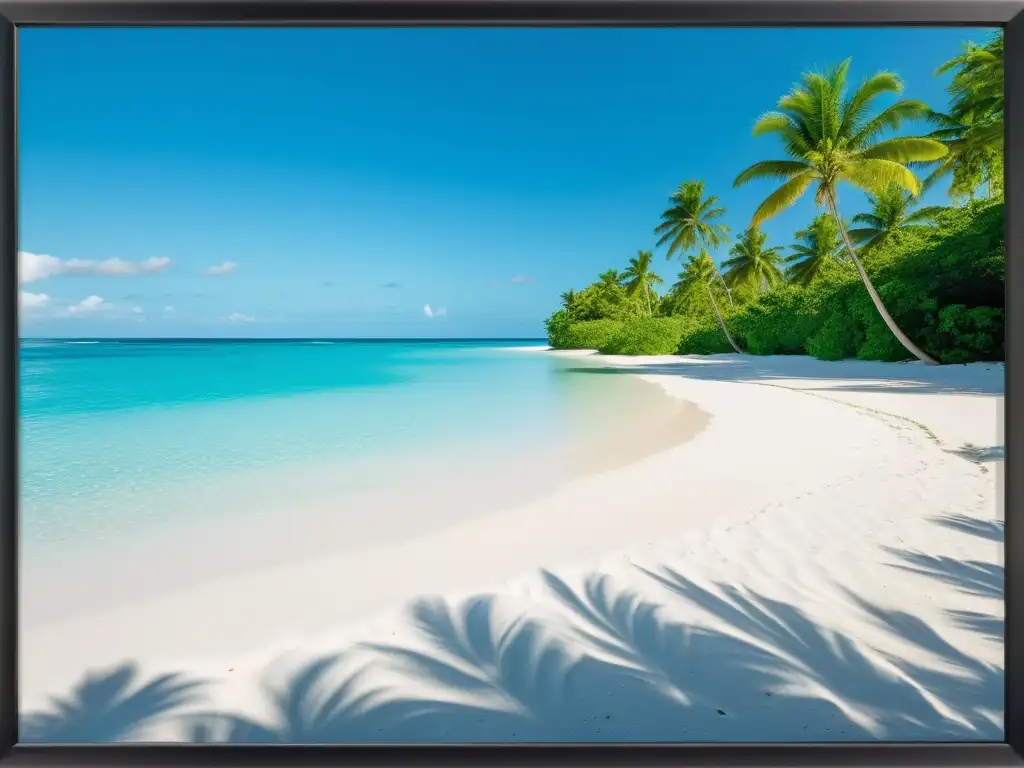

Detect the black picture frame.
xmin=0 ymin=2 xmax=1020 ymax=766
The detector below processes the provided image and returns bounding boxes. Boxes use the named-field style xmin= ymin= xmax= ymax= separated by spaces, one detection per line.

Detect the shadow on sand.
xmin=559 ymin=355 xmax=1003 ymax=397
xmin=22 ymin=510 xmax=1004 ymax=745
xmin=930 ymin=513 xmax=1004 ymax=544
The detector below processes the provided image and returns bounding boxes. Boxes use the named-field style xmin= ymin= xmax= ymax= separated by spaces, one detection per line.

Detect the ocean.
xmin=19 ymin=339 xmax=662 ymax=565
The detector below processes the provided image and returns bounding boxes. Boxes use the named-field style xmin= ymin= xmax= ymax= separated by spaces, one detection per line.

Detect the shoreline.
xmin=21 ymin=353 xmax=1004 ymax=743
xmin=21 ymin=367 xmax=708 ymax=628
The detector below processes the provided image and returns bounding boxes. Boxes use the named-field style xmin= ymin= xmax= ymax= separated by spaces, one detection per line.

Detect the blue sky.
xmin=18 ymin=26 xmax=995 ymax=338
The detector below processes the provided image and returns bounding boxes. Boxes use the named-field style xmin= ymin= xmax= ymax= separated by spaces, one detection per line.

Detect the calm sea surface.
xmin=19 ymin=339 xmax=651 ymax=557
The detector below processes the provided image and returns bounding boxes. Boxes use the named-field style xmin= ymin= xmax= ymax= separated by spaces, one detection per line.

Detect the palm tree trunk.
xmin=705 ymin=281 xmax=744 ymax=355
xmin=826 ymin=194 xmax=938 ymax=365
xmin=715 ymin=271 xmax=734 ymax=306
xmin=644 ymin=284 xmax=653 ymax=316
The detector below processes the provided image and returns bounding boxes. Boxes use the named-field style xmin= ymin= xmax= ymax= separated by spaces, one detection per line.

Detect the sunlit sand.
xmin=20 ymin=353 xmax=1003 ymax=743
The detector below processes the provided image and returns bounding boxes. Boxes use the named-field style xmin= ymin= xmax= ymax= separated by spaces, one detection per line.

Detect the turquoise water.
xmin=20 ymin=339 xmax=631 ymax=554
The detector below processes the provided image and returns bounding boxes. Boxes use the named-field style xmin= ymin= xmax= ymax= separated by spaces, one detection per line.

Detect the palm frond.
xmin=750 ymin=171 xmax=815 ymax=227
xmin=861 ymin=137 xmax=949 ymax=164
xmin=734 ymin=160 xmax=811 ymax=188
xmin=845 ymin=159 xmax=922 ymax=196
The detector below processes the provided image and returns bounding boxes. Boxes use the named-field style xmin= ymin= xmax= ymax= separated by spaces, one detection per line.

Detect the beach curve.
xmin=20 ymin=353 xmax=1003 ymax=743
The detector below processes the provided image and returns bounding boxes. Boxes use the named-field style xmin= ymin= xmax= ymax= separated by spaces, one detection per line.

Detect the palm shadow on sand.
xmin=930 ymin=513 xmax=1004 ymax=544
xmin=183 ymin=653 xmax=436 ymax=743
xmin=884 ymin=548 xmax=1004 ymax=601
xmin=634 ymin=565 xmax=998 ymax=741
xmin=19 ymin=662 xmax=205 ymax=743
xmin=21 ymin=568 xmax=1003 ymax=744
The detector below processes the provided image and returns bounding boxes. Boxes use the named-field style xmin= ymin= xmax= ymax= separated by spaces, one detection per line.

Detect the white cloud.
xmin=19 ymin=291 xmax=49 ymax=310
xmin=164 ymin=305 xmax=175 ymax=313
xmin=19 ymin=251 xmax=172 ymax=284
xmin=132 ymin=306 xmax=144 ymax=314
xmin=67 ymin=295 xmax=111 ymax=315
xmin=511 ymin=275 xmax=536 ymax=284
xmin=423 ymin=304 xmax=447 ymax=319
xmin=205 ymin=261 xmax=238 ymax=276
xmin=227 ymin=312 xmax=256 ymax=323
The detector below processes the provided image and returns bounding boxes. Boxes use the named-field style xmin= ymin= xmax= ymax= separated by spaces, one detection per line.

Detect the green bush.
xmin=545 ymin=310 xmax=573 ymax=348
xmin=935 ymin=304 xmax=1004 ymax=363
xmin=731 ymin=285 xmax=820 ymax=355
xmin=563 ymin=319 xmax=625 ymax=350
xmin=599 ymin=317 xmax=685 ymax=355
xmin=677 ymin=314 xmax=739 ymax=355
xmin=805 ymin=302 xmax=863 ymax=360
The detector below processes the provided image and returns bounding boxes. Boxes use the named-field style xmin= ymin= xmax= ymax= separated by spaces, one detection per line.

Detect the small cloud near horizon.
xmin=20 ymin=251 xmax=172 ymax=284
xmin=227 ymin=312 xmax=256 ymax=323
xmin=423 ymin=304 xmax=447 ymax=319
xmin=205 ymin=261 xmax=238 ymax=276
xmin=511 ymin=275 xmax=536 ymax=284
xmin=20 ymin=291 xmax=49 ymax=310
xmin=67 ymin=295 xmax=111 ymax=315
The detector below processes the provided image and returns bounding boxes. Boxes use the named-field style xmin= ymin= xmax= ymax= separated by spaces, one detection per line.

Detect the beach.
xmin=19 ymin=349 xmax=1004 ymax=743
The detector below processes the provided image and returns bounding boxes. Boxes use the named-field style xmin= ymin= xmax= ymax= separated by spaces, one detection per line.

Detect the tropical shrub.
xmin=563 ymin=319 xmax=625 ymax=350
xmin=599 ymin=317 xmax=684 ymax=356
xmin=677 ymin=314 xmax=741 ymax=355
xmin=545 ymin=310 xmax=574 ymax=348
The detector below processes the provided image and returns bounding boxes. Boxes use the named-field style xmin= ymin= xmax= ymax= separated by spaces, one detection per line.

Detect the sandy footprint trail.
xmin=19 ymin=355 xmax=1003 ymax=743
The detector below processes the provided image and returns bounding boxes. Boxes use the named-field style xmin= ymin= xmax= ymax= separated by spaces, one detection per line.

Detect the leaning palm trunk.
xmin=714 ymin=271 xmax=734 ymax=306
xmin=644 ymin=285 xmax=653 ymax=316
xmin=826 ymin=194 xmax=938 ymax=365
xmin=704 ymin=281 xmax=744 ymax=355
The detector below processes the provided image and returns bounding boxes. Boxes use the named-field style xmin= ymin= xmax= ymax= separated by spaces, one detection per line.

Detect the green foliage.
xmin=935 ymin=305 xmax=1004 ymax=363
xmin=545 ymin=310 xmax=574 ymax=348
xmin=599 ymin=317 xmax=685 ymax=356
xmin=545 ymin=36 xmax=1006 ymax=366
xmin=562 ymin=319 xmax=625 ymax=350
xmin=636 ymin=200 xmax=1003 ymax=363
xmin=677 ymin=313 xmax=743 ymax=355
xmin=729 ymin=284 xmax=821 ymax=355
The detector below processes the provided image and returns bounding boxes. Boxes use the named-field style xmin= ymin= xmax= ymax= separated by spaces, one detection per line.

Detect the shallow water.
xmin=19 ymin=340 xmax=699 ymax=567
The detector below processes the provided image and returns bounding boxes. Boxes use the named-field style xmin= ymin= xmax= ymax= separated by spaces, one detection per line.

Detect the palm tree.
xmin=938 ymin=32 xmax=1003 ymax=147
xmin=677 ymin=252 xmax=744 ymax=354
xmin=654 ymin=180 xmax=742 ymax=353
xmin=734 ymin=59 xmax=948 ymax=364
xmin=559 ymin=289 xmax=577 ymax=311
xmin=620 ymin=250 xmax=663 ymax=315
xmin=926 ymin=33 xmax=1004 ymax=200
xmin=598 ymin=269 xmax=623 ymax=288
xmin=847 ymin=183 xmax=946 ymax=252
xmin=720 ymin=227 xmax=785 ymax=298
xmin=785 ymin=214 xmax=846 ymax=286
xmin=923 ymin=113 xmax=1003 ymax=201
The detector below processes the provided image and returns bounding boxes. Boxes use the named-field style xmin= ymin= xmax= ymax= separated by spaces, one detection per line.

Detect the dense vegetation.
xmin=545 ymin=34 xmax=1005 ymax=364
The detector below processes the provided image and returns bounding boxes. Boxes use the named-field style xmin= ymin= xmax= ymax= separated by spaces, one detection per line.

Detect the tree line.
xmin=546 ymin=33 xmax=1005 ymax=365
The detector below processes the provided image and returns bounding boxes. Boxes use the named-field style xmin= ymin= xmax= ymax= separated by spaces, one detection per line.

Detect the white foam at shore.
xmin=20 ymin=353 xmax=1003 ymax=743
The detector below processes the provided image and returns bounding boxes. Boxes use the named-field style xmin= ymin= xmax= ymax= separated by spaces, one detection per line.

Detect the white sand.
xmin=20 ymin=353 xmax=1003 ymax=744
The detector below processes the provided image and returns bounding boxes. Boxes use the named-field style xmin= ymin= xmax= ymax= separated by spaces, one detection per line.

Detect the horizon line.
xmin=19 ymin=336 xmax=549 ymax=342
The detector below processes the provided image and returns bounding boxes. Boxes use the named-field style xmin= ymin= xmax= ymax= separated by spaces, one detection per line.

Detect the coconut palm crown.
xmin=734 ymin=58 xmax=948 ymax=364
xmin=848 ymin=182 xmax=946 ymax=251
xmin=785 ymin=214 xmax=846 ymax=287
xmin=654 ymin=180 xmax=730 ymax=259
xmin=620 ymin=250 xmax=663 ymax=315
xmin=721 ymin=228 xmax=785 ymax=297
